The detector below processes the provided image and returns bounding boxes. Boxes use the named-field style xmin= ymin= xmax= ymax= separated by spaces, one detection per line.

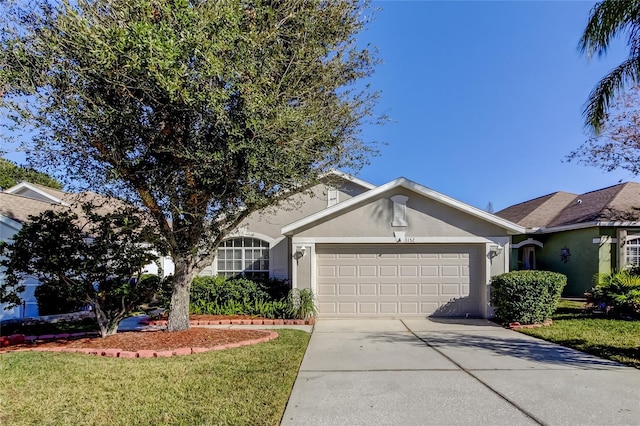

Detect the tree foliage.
xmin=580 ymin=0 xmax=640 ymax=132
xmin=0 ymin=0 xmax=381 ymax=330
xmin=568 ymin=85 xmax=640 ymax=175
xmin=0 ymin=157 xmax=62 ymax=190
xmin=0 ymin=205 xmax=168 ymax=337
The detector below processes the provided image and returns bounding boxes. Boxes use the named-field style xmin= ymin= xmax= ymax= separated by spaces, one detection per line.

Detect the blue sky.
xmin=356 ymin=0 xmax=633 ymax=211
xmin=1 ymin=1 xmax=634 ymax=211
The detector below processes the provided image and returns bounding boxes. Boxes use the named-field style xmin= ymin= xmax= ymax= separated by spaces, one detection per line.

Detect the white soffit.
xmin=4 ymin=181 xmax=66 ymax=205
xmin=282 ymin=177 xmax=526 ymax=235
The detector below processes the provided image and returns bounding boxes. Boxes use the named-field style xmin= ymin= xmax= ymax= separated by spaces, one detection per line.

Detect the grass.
xmin=0 ymin=329 xmax=310 ymax=426
xmin=519 ymin=299 xmax=640 ymax=368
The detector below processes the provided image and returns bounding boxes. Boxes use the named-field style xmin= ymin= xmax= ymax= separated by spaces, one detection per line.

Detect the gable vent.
xmin=390 ymin=195 xmax=409 ymax=227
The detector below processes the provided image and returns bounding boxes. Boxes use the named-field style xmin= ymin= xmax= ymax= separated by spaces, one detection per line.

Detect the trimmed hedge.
xmin=491 ymin=270 xmax=566 ymax=324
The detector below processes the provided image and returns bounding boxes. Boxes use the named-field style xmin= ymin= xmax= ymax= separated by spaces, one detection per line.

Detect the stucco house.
xmin=1 ymin=172 xmax=526 ymax=320
xmin=199 ymin=172 xmax=524 ymax=318
xmin=496 ymin=182 xmax=640 ymax=297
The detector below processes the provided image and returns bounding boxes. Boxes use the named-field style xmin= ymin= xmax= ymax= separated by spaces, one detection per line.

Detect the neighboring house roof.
xmin=1 ymin=182 xmax=140 ymax=225
xmin=282 ymin=177 xmax=526 ymax=235
xmin=0 ymin=192 xmax=60 ymax=223
xmin=495 ymin=191 xmax=578 ymax=228
xmin=496 ymin=182 xmax=640 ymax=230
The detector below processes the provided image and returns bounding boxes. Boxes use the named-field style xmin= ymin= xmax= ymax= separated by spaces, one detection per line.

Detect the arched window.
xmin=627 ymin=238 xmax=640 ymax=267
xmin=217 ymin=237 xmax=269 ymax=280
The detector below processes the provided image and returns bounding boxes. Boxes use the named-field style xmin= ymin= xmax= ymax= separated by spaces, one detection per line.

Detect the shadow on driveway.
xmin=364 ymin=330 xmax=623 ymax=370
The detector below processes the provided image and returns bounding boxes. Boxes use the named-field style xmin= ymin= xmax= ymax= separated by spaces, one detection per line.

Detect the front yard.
xmin=0 ymin=329 xmax=310 ymax=425
xmin=519 ymin=300 xmax=640 ymax=368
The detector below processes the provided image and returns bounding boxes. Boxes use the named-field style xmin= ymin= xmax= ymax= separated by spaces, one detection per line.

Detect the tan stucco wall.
xmin=241 ymin=180 xmax=367 ymax=239
xmin=294 ymin=188 xmax=509 ymax=239
xmin=197 ymin=179 xmax=369 ymax=279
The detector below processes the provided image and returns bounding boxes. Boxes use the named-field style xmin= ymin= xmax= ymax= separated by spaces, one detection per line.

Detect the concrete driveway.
xmin=281 ymin=319 xmax=640 ymax=426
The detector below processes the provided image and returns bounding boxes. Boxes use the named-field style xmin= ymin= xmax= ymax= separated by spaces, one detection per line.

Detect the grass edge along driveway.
xmin=519 ymin=300 xmax=640 ymax=369
xmin=0 ymin=329 xmax=310 ymax=426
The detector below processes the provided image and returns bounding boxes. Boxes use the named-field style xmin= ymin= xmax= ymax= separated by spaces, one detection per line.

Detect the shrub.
xmin=491 ymin=270 xmax=566 ymax=324
xmin=287 ymin=288 xmax=317 ymax=320
xmin=187 ymin=276 xmax=313 ymax=319
xmin=586 ymin=270 xmax=640 ymax=317
xmin=34 ymin=281 xmax=84 ymax=315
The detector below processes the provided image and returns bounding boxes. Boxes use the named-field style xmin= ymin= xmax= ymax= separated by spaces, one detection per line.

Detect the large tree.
xmin=580 ymin=0 xmax=640 ymax=132
xmin=0 ymin=0 xmax=380 ymax=331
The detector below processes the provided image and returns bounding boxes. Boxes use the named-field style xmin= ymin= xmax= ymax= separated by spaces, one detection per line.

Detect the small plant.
xmin=586 ymin=270 xmax=640 ymax=317
xmin=491 ymin=270 xmax=566 ymax=324
xmin=288 ymin=288 xmax=317 ymax=320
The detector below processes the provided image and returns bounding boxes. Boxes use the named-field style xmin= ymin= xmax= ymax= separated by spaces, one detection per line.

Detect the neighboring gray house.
xmin=1 ymin=173 xmax=526 ymax=320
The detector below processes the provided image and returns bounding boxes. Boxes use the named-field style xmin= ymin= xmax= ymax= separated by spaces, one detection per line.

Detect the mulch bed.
xmin=0 ymin=328 xmax=270 ymax=353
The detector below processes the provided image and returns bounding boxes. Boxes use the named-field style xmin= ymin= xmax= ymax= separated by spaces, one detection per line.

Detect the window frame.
xmin=626 ymin=237 xmax=640 ymax=267
xmin=216 ymin=237 xmax=270 ymax=280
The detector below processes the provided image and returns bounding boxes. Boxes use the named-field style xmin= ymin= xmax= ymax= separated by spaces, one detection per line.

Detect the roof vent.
xmin=576 ymin=199 xmax=583 ymax=205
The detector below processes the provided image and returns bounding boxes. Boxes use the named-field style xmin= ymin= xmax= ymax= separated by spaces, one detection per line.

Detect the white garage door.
xmin=315 ymin=244 xmax=482 ymax=317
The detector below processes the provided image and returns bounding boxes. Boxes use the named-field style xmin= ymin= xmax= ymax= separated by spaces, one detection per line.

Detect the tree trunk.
xmin=93 ymin=302 xmax=122 ymax=338
xmin=167 ymin=259 xmax=196 ymax=331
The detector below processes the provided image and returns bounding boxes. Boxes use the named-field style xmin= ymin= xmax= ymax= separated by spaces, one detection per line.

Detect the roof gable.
xmin=282 ymin=177 xmax=525 ymax=235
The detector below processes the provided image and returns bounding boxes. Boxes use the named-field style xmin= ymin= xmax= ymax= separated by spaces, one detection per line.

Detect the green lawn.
xmin=0 ymin=329 xmax=309 ymax=426
xmin=519 ymin=300 xmax=640 ymax=368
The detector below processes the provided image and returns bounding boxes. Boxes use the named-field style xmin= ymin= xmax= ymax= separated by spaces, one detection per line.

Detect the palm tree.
xmin=580 ymin=1 xmax=640 ymax=133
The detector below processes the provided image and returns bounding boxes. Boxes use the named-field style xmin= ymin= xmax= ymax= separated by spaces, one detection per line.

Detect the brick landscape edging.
xmin=2 ymin=330 xmax=279 ymax=358
xmin=141 ymin=318 xmax=316 ymax=326
xmin=509 ymin=319 xmax=553 ymax=330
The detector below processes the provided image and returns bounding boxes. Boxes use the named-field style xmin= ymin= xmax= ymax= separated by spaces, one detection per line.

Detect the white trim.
xmin=4 ymin=182 xmax=68 ymax=205
xmin=593 ymin=237 xmax=618 ymax=244
xmin=224 ymin=230 xmax=277 ymax=246
xmin=483 ymin=242 xmax=492 ymax=319
xmin=282 ymin=177 xmax=525 ymax=235
xmin=291 ymin=236 xmax=494 ymax=244
xmin=511 ymin=238 xmax=544 ymax=249
xmin=534 ymin=221 xmax=640 ymax=233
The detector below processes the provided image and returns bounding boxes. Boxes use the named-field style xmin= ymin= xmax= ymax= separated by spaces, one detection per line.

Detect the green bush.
xmin=34 ymin=281 xmax=84 ymax=315
xmin=490 ymin=270 xmax=566 ymax=324
xmin=586 ymin=270 xmax=640 ymax=317
xmin=187 ymin=275 xmax=313 ymax=319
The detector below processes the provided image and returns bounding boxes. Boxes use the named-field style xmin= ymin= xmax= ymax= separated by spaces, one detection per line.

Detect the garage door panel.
xmin=400 ymin=265 xmax=418 ymax=277
xmin=315 ymin=244 xmax=481 ymax=317
xmin=317 ymin=265 xmax=337 ymax=277
xmin=359 ymin=283 xmax=377 ymax=295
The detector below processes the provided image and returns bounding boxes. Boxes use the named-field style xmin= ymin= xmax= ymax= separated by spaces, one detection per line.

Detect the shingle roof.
xmin=495 ymin=182 xmax=640 ymax=228
xmin=0 ymin=192 xmax=60 ymax=223
xmin=1 ymin=185 xmax=140 ymax=224
xmin=495 ymin=191 xmax=578 ymax=228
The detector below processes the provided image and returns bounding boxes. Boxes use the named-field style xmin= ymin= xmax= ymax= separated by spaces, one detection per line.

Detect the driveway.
xmin=281 ymin=319 xmax=640 ymax=426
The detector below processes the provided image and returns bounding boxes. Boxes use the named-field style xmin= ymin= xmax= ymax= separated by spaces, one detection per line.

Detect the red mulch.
xmin=0 ymin=328 xmax=269 ymax=353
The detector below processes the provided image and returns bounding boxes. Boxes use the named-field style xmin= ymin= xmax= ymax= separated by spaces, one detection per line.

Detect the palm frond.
xmin=579 ymin=1 xmax=640 ymax=58
xmin=583 ymin=57 xmax=640 ymax=133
